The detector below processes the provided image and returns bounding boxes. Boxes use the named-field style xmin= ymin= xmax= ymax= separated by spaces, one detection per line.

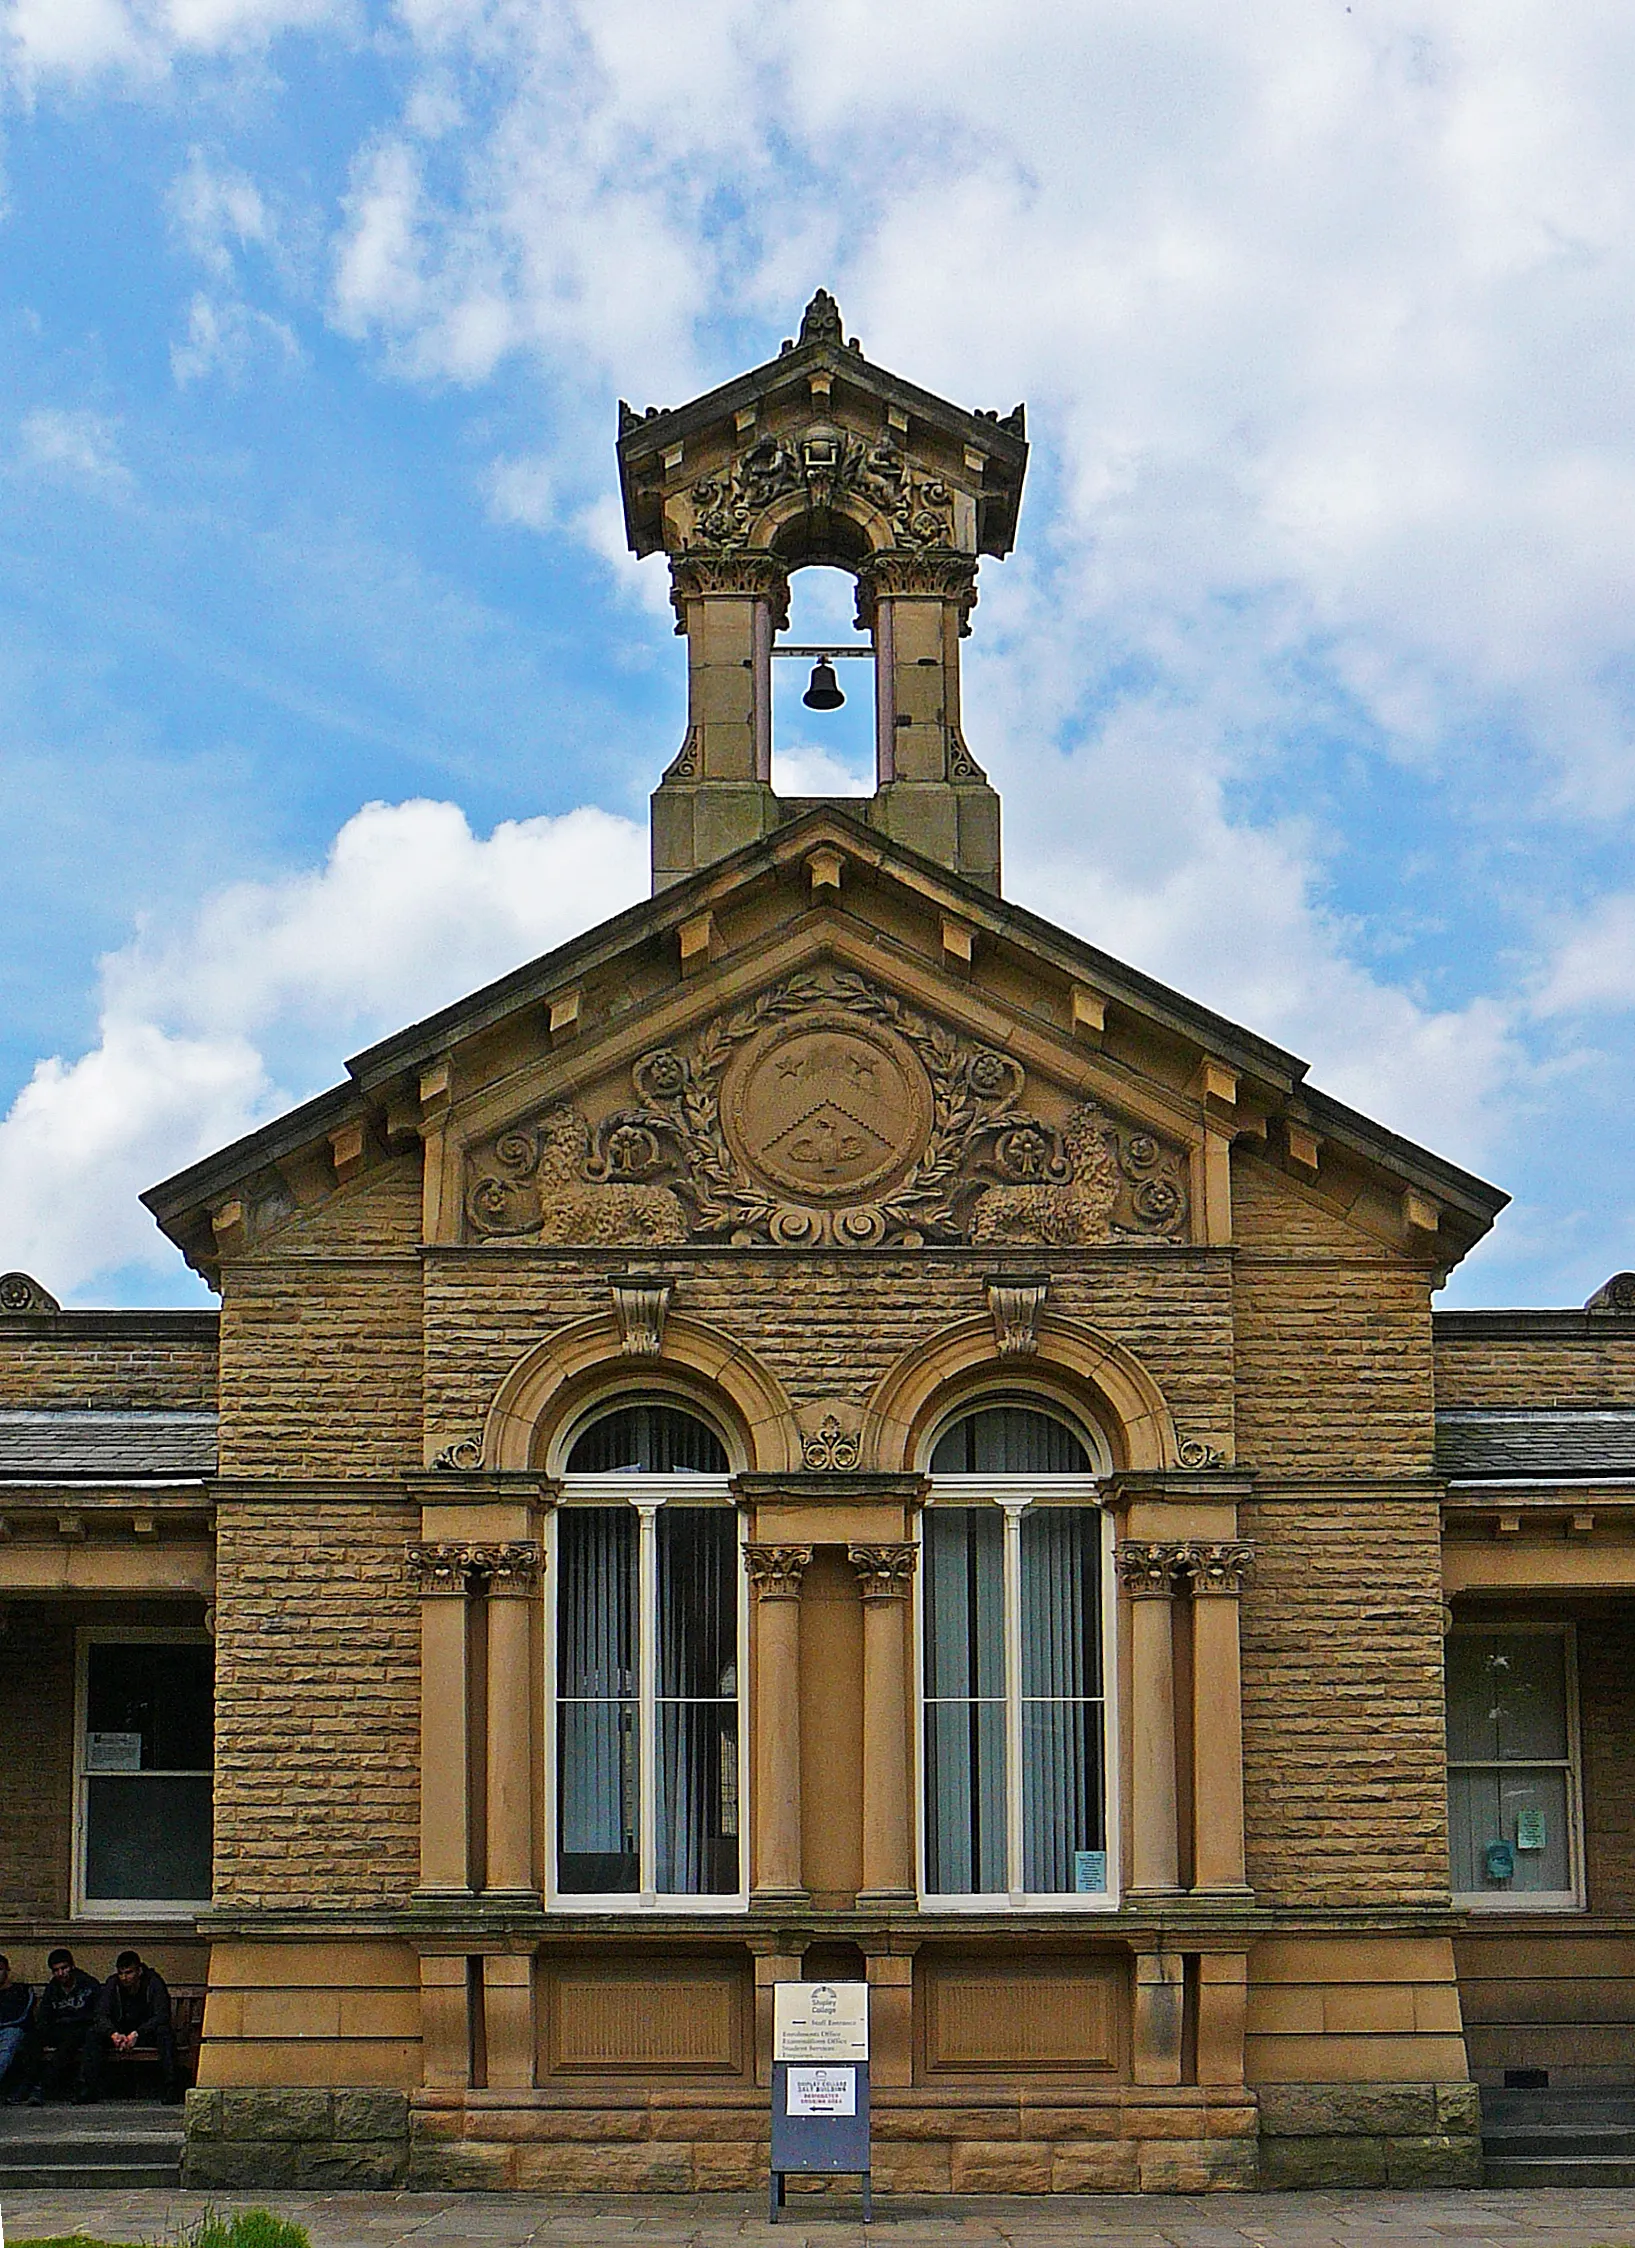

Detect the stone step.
xmin=1481 ymin=2089 xmax=1635 ymax=2128
xmin=0 ymin=2159 xmax=182 ymax=2188
xmin=1485 ymin=2154 xmax=1635 ymax=2189
xmin=1487 ymin=2126 xmax=1635 ymax=2157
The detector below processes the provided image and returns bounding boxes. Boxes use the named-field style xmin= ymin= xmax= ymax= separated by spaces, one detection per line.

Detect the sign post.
xmin=770 ymin=1981 xmax=871 ymax=2223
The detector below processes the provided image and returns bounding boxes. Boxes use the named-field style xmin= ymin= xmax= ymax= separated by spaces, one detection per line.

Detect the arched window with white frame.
xmin=549 ymin=1399 xmax=745 ymax=1911
xmin=919 ymin=1400 xmax=1115 ymax=1909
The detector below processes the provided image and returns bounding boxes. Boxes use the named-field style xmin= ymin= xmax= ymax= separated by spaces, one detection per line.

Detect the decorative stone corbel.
xmin=986 ymin=1272 xmax=1047 ymax=1358
xmin=744 ymin=1544 xmax=813 ymax=1600
xmin=612 ymin=1275 xmax=671 ymax=1358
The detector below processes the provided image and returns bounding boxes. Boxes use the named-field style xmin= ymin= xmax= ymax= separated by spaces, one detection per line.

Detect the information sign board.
xmin=769 ymin=1983 xmax=871 ymax=2223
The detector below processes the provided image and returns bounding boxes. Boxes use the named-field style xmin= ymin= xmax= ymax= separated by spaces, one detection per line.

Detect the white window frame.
xmin=1447 ymin=1619 xmax=1585 ymax=1914
xmin=73 ymin=1624 xmax=213 ymax=1921
xmin=915 ymin=1474 xmax=1120 ymax=1914
xmin=545 ymin=1474 xmax=748 ymax=1915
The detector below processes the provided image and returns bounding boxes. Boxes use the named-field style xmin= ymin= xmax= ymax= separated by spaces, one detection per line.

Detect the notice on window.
xmin=773 ymin=1982 xmax=869 ymax=2062
xmin=1515 ymin=1808 xmax=1547 ymax=1852
xmin=786 ymin=2065 xmax=856 ymax=2118
xmin=86 ymin=1732 xmax=143 ymax=1772
xmin=1074 ymin=1850 xmax=1108 ymax=1894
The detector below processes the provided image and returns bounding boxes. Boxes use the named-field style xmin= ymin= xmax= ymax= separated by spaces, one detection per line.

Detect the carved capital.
xmin=744 ymin=1543 xmax=813 ymax=1601
xmin=986 ymin=1273 xmax=1047 ymax=1358
xmin=1179 ymin=1541 xmax=1254 ymax=1597
xmin=612 ymin=1275 xmax=671 ymax=1358
xmin=848 ymin=1543 xmax=918 ymax=1601
xmin=669 ymin=551 xmax=791 ymax=632
xmin=471 ymin=1542 xmax=543 ymax=1597
xmin=1114 ymin=1540 xmax=1188 ymax=1598
xmin=801 ymin=1413 xmax=861 ymax=1471
xmin=855 ymin=550 xmax=978 ymax=630
xmin=405 ymin=1543 xmax=477 ymax=1597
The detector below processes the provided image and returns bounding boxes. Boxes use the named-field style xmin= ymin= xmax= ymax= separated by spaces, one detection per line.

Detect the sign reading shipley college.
xmin=772 ymin=1979 xmax=870 ymax=2063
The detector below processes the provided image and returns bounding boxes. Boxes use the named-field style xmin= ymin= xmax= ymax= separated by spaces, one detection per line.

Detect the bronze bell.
xmin=802 ymin=657 xmax=845 ymax=711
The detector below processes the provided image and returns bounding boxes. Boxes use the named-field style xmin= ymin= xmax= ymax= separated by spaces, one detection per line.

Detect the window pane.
xmin=86 ymin=1642 xmax=212 ymax=1771
xmin=85 ymin=1774 xmax=211 ymax=1900
xmin=1449 ymin=1766 xmax=1572 ymax=1895
xmin=931 ymin=1407 xmax=1090 ymax=1474
xmin=1020 ymin=1508 xmax=1101 ymax=1698
xmin=1021 ymin=1700 xmax=1105 ymax=1895
xmin=1447 ymin=1633 xmax=1569 ymax=1763
xmin=924 ymin=1699 xmax=1005 ymax=1893
xmin=656 ymin=1507 xmax=739 ymax=1896
xmin=657 ymin=1508 xmax=736 ymax=1698
xmin=567 ymin=1405 xmax=727 ymax=1473
xmin=923 ymin=1507 xmax=1003 ymax=1698
xmin=557 ymin=1508 xmax=637 ymax=1893
xmin=656 ymin=1703 xmax=739 ymax=1895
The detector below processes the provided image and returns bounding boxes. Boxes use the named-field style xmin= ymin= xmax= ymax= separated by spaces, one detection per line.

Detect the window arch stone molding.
xmin=862 ymin=1312 xmax=1177 ymax=1474
xmin=481 ymin=1310 xmax=800 ymax=1474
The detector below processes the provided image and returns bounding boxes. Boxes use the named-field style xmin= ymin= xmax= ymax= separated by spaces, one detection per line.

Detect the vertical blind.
xmin=556 ymin=1506 xmax=638 ymax=1894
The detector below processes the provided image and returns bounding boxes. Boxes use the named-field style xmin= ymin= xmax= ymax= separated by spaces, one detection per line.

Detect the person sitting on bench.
xmin=79 ymin=1950 xmax=178 ymax=2104
xmin=0 ymin=1957 xmax=33 ymax=2102
xmin=27 ymin=1947 xmax=101 ymax=2105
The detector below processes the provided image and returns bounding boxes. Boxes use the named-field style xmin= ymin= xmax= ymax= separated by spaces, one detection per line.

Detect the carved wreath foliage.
xmin=681 ymin=431 xmax=956 ymax=553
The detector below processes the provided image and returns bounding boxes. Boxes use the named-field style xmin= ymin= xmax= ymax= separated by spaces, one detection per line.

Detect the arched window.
xmin=920 ymin=1402 xmax=1113 ymax=1908
xmin=553 ymin=1401 xmax=742 ymax=1910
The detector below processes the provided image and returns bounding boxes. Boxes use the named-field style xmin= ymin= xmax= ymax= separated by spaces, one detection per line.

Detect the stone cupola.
xmin=617 ymin=290 xmax=1028 ymax=894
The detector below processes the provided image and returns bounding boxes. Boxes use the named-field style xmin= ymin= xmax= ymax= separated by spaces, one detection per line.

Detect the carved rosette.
xmin=744 ymin=1544 xmax=813 ymax=1601
xmin=0 ymin=1271 xmax=60 ymax=1314
xmin=404 ymin=1542 xmax=542 ymax=1596
xmin=848 ymin=1544 xmax=918 ymax=1602
xmin=1175 ymin=1437 xmax=1228 ymax=1469
xmin=1114 ymin=1540 xmax=1188 ymax=1598
xmin=802 ymin=1415 xmax=861 ymax=1470
xmin=1179 ymin=1541 xmax=1254 ymax=1597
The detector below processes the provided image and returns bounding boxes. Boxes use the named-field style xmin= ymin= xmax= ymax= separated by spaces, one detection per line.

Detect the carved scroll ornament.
xmin=675 ymin=430 xmax=958 ymax=556
xmin=463 ymin=971 xmax=1191 ymax=1252
xmin=802 ymin=1414 xmax=861 ymax=1471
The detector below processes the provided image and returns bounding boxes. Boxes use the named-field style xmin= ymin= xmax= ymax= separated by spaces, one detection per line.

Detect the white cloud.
xmin=1536 ymin=895 xmax=1635 ymax=1017
xmin=171 ymin=291 xmax=301 ymax=384
xmin=3 ymin=0 xmax=347 ymax=76
xmin=484 ymin=450 xmax=555 ymax=531
xmin=169 ymin=148 xmax=271 ymax=279
xmin=0 ymin=799 xmax=647 ymax=1299
xmin=16 ymin=407 xmax=132 ymax=490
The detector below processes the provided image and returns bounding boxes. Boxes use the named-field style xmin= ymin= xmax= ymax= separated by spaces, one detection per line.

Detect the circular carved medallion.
xmin=722 ymin=1016 xmax=933 ymax=1205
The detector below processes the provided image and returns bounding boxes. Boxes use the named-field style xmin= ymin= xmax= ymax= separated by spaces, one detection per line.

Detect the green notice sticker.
xmin=1515 ymin=1807 xmax=1546 ymax=1852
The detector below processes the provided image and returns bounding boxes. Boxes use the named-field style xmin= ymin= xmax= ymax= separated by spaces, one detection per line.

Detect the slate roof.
xmin=1436 ymin=1408 xmax=1635 ymax=1481
xmin=0 ymin=1410 xmax=218 ymax=1481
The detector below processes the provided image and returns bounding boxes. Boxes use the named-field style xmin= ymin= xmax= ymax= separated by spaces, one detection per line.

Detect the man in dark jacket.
xmin=0 ymin=1956 xmax=32 ymax=2101
xmin=28 ymin=1948 xmax=101 ymax=2103
xmin=79 ymin=1950 xmax=177 ymax=2103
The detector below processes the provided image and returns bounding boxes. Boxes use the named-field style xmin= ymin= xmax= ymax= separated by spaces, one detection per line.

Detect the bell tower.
xmin=617 ymin=291 xmax=1028 ymax=894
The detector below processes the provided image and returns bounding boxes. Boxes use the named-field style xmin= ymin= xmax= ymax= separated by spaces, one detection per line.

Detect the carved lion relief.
xmin=463 ymin=970 xmax=1192 ymax=1250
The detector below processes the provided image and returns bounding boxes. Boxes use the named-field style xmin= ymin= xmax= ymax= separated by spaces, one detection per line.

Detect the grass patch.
xmin=10 ymin=2210 xmax=312 ymax=2248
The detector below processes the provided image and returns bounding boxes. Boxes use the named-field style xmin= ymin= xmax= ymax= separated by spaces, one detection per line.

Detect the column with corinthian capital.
xmin=745 ymin=1544 xmax=812 ymax=1907
xmin=848 ymin=1544 xmax=918 ymax=1906
xmin=405 ymin=1544 xmax=476 ymax=1898
xmin=1182 ymin=1540 xmax=1255 ymax=1899
xmin=1115 ymin=1541 xmax=1186 ymax=1900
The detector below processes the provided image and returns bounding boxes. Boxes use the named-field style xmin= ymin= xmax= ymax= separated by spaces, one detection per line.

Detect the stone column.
xmin=745 ymin=1544 xmax=812 ymax=1907
xmin=863 ymin=1947 xmax=917 ymax=2087
xmin=1116 ymin=1541 xmax=1185 ymax=1899
xmin=652 ymin=554 xmax=789 ymax=889
xmin=848 ymin=1544 xmax=918 ymax=1905
xmin=1183 ymin=1541 xmax=1255 ymax=1897
xmin=1133 ymin=1948 xmax=1184 ymax=2087
xmin=406 ymin=1544 xmax=476 ymax=1896
xmin=418 ymin=1953 xmax=470 ymax=2090
xmin=1196 ymin=1952 xmax=1249 ymax=2087
xmin=482 ymin=1952 xmax=537 ymax=2090
xmin=480 ymin=1543 xmax=542 ymax=1898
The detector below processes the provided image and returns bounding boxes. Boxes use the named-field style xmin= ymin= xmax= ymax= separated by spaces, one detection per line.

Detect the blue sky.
xmin=2 ymin=0 xmax=1634 ymax=1309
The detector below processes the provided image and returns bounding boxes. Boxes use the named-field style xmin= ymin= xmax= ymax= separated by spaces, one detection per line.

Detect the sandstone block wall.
xmin=0 ymin=1312 xmax=217 ymax=1409
xmin=212 ymin=1506 xmax=419 ymax=1907
xmin=218 ymin=1264 xmax=422 ymax=1477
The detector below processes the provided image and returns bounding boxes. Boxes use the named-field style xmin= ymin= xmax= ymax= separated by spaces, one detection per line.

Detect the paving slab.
xmin=5 ymin=2187 xmax=1635 ymax=2248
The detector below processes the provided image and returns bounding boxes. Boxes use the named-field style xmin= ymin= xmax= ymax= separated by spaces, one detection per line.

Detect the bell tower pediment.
xmin=616 ymin=292 xmax=1028 ymax=898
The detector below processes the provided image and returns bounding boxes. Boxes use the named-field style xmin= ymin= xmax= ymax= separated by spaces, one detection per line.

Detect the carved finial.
xmin=799 ymin=289 xmax=844 ymax=347
xmin=1586 ymin=1271 xmax=1635 ymax=1313
xmin=618 ymin=399 xmax=639 ymax=437
xmin=0 ymin=1272 xmax=59 ymax=1314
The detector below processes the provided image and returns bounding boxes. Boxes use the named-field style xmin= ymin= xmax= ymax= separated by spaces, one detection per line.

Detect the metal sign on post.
xmin=770 ymin=1981 xmax=871 ymax=2223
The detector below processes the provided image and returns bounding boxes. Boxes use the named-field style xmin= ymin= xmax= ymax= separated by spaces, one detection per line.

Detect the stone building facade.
xmin=1 ymin=295 xmax=1632 ymax=2196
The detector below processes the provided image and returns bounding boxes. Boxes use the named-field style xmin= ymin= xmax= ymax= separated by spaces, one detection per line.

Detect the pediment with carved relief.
xmin=463 ymin=967 xmax=1190 ymax=1250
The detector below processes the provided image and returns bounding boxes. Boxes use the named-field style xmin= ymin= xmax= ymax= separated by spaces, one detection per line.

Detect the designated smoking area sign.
xmin=770 ymin=1981 xmax=871 ymax=2222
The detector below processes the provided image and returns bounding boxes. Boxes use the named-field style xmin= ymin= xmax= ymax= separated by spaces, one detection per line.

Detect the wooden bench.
xmin=47 ymin=1984 xmax=207 ymax=2093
